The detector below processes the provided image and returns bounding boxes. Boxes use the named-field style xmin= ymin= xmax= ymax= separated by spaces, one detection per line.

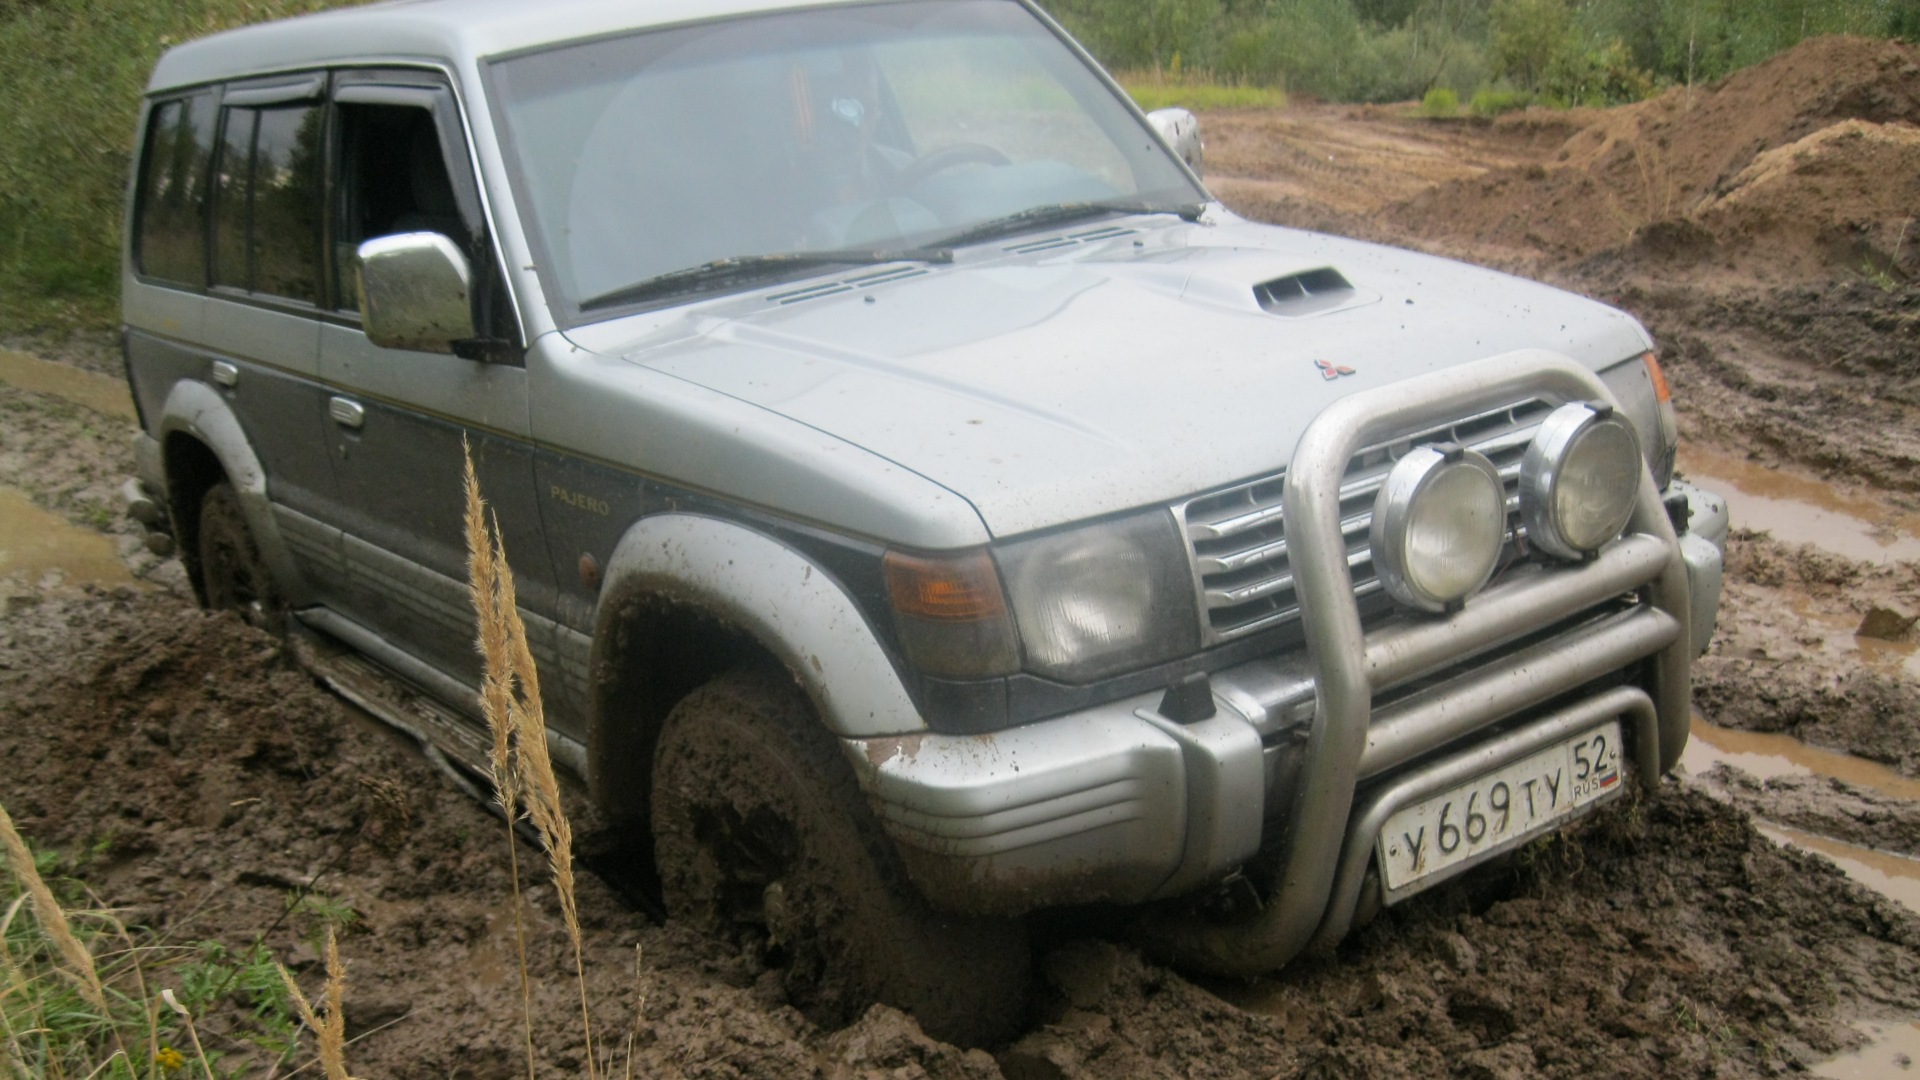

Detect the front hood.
xmin=566 ymin=214 xmax=1651 ymax=540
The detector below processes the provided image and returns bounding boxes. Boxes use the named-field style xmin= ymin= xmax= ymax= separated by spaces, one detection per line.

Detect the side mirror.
xmin=1146 ymin=107 xmax=1204 ymax=178
xmin=355 ymin=232 xmax=477 ymax=354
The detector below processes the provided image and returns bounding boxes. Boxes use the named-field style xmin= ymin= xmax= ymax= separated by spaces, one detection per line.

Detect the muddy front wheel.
xmin=197 ymin=482 xmax=285 ymax=635
xmin=650 ymin=665 xmax=1030 ymax=1046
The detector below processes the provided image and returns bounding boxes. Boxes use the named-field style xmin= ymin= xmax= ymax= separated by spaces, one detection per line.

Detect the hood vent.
xmin=767 ymin=264 xmax=932 ymax=306
xmin=1004 ymin=225 xmax=1137 ymax=256
xmin=1254 ymin=267 xmax=1359 ymax=317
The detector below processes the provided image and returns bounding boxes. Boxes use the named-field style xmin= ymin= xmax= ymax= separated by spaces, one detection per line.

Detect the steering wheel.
xmin=893 ymin=142 xmax=1012 ymax=192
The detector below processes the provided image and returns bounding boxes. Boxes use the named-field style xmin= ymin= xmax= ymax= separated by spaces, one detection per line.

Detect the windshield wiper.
xmin=580 ymin=247 xmax=953 ymax=311
xmin=925 ymin=199 xmax=1206 ymax=251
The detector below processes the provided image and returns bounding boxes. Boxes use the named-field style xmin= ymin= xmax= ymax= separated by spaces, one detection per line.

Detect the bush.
xmin=1471 ymin=85 xmax=1536 ymax=115
xmin=1419 ymin=86 xmax=1461 ymax=115
xmin=1123 ymin=78 xmax=1290 ymax=111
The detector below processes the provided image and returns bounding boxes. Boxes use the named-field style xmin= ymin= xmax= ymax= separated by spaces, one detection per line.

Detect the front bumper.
xmin=844 ymin=353 xmax=1727 ymax=966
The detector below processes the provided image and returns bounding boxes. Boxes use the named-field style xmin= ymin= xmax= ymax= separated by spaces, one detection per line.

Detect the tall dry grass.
xmin=463 ymin=440 xmax=597 ymax=1079
xmin=4 ymin=794 xmax=357 ymax=1079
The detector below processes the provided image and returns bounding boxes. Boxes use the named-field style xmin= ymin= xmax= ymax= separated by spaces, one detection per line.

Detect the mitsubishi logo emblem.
xmin=1315 ymin=359 xmax=1357 ymax=381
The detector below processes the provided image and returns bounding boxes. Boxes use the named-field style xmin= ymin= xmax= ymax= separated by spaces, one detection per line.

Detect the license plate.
xmin=1377 ymin=721 xmax=1625 ymax=895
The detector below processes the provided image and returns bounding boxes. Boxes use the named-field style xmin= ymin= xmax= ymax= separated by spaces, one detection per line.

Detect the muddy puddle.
xmin=0 ymin=486 xmax=133 ymax=590
xmin=1684 ymin=715 xmax=1920 ymax=803
xmin=1685 ymin=714 xmax=1920 ymax=916
xmin=1814 ymin=1020 xmax=1920 ymax=1079
xmin=1679 ymin=444 xmax=1920 ymax=564
xmin=0 ymin=347 xmax=136 ymax=420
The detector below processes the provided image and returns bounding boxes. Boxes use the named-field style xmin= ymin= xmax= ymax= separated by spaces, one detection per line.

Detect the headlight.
xmin=1371 ymin=445 xmax=1506 ymax=613
xmin=995 ymin=510 xmax=1200 ymax=683
xmin=1521 ymin=402 xmax=1643 ymax=559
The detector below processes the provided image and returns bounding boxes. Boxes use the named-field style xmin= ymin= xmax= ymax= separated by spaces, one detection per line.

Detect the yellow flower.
xmin=156 ymin=1046 xmax=186 ymax=1072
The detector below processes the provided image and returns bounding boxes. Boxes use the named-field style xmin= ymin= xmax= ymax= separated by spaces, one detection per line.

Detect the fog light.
xmin=1372 ymin=445 xmax=1506 ymax=613
xmin=1521 ymin=402 xmax=1642 ymax=559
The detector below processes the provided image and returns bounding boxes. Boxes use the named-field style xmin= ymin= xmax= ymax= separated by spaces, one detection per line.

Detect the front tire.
xmin=197 ymin=482 xmax=285 ymax=635
xmin=651 ymin=665 xmax=1030 ymax=1046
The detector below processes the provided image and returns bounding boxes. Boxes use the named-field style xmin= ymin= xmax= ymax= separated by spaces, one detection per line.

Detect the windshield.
xmin=486 ymin=0 xmax=1203 ymax=322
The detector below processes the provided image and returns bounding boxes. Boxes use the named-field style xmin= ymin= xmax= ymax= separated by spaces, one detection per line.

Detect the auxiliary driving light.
xmin=1371 ymin=445 xmax=1507 ymax=613
xmin=1520 ymin=402 xmax=1643 ymax=560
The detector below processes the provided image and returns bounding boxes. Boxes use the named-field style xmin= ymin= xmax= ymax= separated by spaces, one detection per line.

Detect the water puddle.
xmin=1679 ymin=444 xmax=1920 ymax=564
xmin=1685 ymin=716 xmax=1920 ymax=915
xmin=1759 ymin=823 xmax=1920 ymax=915
xmin=0 ymin=348 xmax=136 ymax=421
xmin=1683 ymin=715 xmax=1920 ymax=803
xmin=1814 ymin=1019 xmax=1920 ymax=1078
xmin=0 ymin=486 xmax=134 ymax=589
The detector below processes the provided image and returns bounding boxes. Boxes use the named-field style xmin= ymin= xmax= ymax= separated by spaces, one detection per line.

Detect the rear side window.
xmin=210 ymin=103 xmax=324 ymax=304
xmin=134 ymin=93 xmax=217 ymax=286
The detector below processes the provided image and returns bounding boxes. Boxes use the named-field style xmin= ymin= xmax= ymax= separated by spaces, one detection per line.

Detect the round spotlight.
xmin=1521 ymin=403 xmax=1643 ymax=560
xmin=1371 ymin=445 xmax=1507 ymax=613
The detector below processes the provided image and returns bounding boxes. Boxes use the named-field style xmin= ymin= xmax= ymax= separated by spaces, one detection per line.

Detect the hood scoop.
xmin=1254 ymin=267 xmax=1366 ymax=317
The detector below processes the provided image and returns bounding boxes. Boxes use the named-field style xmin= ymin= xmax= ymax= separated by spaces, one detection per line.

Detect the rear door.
xmin=184 ymin=76 xmax=347 ymax=604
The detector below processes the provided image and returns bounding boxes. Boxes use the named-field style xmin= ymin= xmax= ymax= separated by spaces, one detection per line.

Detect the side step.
xmin=289 ymin=629 xmax=498 ymax=799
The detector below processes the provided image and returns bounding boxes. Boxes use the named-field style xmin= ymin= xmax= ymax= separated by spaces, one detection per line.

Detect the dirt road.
xmin=4 ymin=34 xmax=1920 ymax=1080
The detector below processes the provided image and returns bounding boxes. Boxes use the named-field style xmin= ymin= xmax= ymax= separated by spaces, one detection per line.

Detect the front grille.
xmin=1177 ymin=399 xmax=1557 ymax=643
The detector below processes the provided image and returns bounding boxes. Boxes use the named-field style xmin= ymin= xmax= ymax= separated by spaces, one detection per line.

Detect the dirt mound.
xmin=1386 ymin=35 xmax=1920 ymax=279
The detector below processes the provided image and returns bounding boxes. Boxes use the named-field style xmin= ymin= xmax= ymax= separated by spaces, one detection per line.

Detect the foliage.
xmin=0 ymin=0 xmax=366 ymax=333
xmin=1420 ymin=86 xmax=1462 ymax=114
xmin=1471 ymin=84 xmax=1536 ymax=114
xmin=1047 ymin=0 xmax=1912 ymax=102
xmin=1123 ymin=78 xmax=1290 ymax=111
xmin=3 ymin=802 xmax=356 ymax=1080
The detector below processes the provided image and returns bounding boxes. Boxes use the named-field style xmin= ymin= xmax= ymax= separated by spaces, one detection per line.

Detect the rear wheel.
xmin=651 ymin=665 xmax=1030 ymax=1046
xmin=197 ymin=482 xmax=285 ymax=635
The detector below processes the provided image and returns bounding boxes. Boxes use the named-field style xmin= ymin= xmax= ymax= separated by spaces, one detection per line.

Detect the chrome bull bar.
xmin=1139 ymin=350 xmax=1694 ymax=978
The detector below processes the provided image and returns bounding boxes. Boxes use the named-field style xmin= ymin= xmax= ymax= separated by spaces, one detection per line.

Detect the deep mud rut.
xmin=6 ymin=34 xmax=1920 ymax=1080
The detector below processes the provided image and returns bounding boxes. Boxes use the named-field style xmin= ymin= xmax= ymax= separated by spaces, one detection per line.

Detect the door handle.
xmin=210 ymin=360 xmax=239 ymax=388
xmin=328 ymin=396 xmax=366 ymax=429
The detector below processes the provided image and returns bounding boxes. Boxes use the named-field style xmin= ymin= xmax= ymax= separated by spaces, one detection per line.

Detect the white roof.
xmin=148 ymin=0 xmax=880 ymax=92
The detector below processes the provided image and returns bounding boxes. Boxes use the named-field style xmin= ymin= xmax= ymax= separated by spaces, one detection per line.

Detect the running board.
xmin=290 ymin=628 xmax=495 ymax=777
xmin=290 ymin=607 xmax=589 ymax=779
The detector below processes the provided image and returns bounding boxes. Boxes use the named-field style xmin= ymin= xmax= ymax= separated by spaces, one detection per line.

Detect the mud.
xmin=4 ymin=590 xmax=1917 ymax=1077
xmin=5 ymin=30 xmax=1920 ymax=1080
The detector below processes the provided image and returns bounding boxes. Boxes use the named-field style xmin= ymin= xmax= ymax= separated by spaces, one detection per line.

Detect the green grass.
xmin=0 ymin=0 xmax=368 ymax=334
xmin=1120 ymin=77 xmax=1289 ymax=112
xmin=2 ymin=820 xmax=305 ymax=1078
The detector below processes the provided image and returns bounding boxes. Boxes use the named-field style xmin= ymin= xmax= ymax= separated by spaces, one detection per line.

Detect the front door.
xmin=313 ymin=71 xmax=554 ymax=698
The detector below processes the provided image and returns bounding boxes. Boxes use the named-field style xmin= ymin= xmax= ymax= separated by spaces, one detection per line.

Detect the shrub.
xmin=1123 ymin=77 xmax=1289 ymax=111
xmin=1419 ymin=86 xmax=1461 ymax=116
xmin=1471 ymin=85 xmax=1536 ymax=115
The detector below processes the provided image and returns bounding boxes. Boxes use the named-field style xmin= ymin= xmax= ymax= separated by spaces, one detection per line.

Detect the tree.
xmin=1489 ymin=0 xmax=1575 ymax=91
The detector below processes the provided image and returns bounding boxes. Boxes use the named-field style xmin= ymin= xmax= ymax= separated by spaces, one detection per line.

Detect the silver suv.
xmin=122 ymin=0 xmax=1728 ymax=1044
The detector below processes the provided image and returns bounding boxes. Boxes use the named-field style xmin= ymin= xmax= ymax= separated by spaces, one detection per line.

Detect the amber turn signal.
xmin=1641 ymin=351 xmax=1672 ymax=404
xmin=883 ymin=549 xmax=1020 ymax=678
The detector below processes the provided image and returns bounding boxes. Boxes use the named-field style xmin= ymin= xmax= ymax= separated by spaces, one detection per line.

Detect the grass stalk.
xmin=274 ymin=928 xmax=353 ymax=1080
xmin=462 ymin=441 xmax=539 ymax=1080
xmin=462 ymin=442 xmax=597 ymax=1080
xmin=0 ymin=802 xmax=107 ymax=1016
xmin=159 ymin=989 xmax=215 ymax=1080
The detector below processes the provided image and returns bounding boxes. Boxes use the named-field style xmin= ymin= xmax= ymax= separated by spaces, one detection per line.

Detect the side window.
xmin=209 ymin=103 xmax=324 ymax=304
xmin=134 ymin=93 xmax=217 ymax=286
xmin=332 ymin=103 xmax=466 ymax=312
xmin=210 ymin=109 xmax=255 ymax=290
